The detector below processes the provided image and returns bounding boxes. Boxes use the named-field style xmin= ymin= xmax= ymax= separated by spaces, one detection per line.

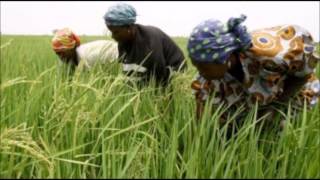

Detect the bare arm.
xmin=278 ymin=75 xmax=309 ymax=103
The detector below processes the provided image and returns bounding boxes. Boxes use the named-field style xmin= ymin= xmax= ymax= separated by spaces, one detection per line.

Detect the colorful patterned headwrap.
xmin=187 ymin=14 xmax=252 ymax=64
xmin=52 ymin=28 xmax=80 ymax=52
xmin=103 ymin=3 xmax=137 ymax=26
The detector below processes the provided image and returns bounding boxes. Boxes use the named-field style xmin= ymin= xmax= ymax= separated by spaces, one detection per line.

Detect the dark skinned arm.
xmin=277 ymin=75 xmax=309 ymax=103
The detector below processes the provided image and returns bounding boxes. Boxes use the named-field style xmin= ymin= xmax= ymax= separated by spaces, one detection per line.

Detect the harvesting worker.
xmin=103 ymin=3 xmax=187 ymax=86
xmin=187 ymin=15 xmax=320 ymax=130
xmin=51 ymin=28 xmax=118 ymax=71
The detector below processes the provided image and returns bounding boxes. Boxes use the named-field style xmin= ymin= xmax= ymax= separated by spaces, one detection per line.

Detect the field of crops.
xmin=1 ymin=35 xmax=319 ymax=178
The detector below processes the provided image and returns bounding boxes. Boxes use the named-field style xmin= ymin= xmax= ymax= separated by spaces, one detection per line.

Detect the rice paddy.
xmin=0 ymin=35 xmax=319 ymax=178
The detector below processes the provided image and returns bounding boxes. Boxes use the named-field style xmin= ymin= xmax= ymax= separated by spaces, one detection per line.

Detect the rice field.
xmin=0 ymin=35 xmax=319 ymax=178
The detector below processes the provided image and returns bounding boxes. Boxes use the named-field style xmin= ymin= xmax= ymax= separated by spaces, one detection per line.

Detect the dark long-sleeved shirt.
xmin=118 ymin=24 xmax=187 ymax=85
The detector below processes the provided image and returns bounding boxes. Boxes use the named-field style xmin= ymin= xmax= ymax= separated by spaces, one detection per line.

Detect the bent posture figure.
xmin=52 ymin=28 xmax=118 ymax=71
xmin=188 ymin=15 xmax=319 ymax=130
xmin=103 ymin=3 xmax=187 ymax=86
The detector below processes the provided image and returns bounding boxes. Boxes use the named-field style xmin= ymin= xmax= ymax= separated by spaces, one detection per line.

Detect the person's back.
xmin=242 ymin=24 xmax=319 ymax=107
xmin=142 ymin=24 xmax=187 ymax=72
xmin=76 ymin=40 xmax=118 ymax=69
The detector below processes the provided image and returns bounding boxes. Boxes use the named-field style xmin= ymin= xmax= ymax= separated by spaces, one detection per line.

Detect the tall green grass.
xmin=0 ymin=35 xmax=319 ymax=178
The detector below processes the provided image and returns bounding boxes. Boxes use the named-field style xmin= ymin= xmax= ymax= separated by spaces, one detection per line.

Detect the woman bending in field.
xmin=52 ymin=28 xmax=118 ymax=71
xmin=103 ymin=3 xmax=187 ymax=86
xmin=187 ymin=15 xmax=320 ymax=130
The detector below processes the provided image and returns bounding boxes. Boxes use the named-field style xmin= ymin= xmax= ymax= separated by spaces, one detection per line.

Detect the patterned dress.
xmin=191 ymin=25 xmax=320 ymax=116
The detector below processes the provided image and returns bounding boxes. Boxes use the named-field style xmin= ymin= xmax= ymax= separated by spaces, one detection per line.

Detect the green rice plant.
xmin=0 ymin=35 xmax=319 ymax=178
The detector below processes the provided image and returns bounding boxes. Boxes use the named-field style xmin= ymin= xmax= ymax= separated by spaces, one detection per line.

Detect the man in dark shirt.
xmin=103 ymin=3 xmax=187 ymax=86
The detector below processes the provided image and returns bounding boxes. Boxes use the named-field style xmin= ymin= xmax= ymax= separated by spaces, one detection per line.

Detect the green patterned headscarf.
xmin=103 ymin=3 xmax=137 ymax=26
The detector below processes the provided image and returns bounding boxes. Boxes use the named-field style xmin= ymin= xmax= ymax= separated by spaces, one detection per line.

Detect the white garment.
xmin=76 ymin=40 xmax=118 ymax=69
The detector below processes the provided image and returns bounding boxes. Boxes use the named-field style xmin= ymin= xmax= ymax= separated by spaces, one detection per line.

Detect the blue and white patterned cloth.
xmin=103 ymin=3 xmax=137 ymax=26
xmin=187 ymin=14 xmax=252 ymax=64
